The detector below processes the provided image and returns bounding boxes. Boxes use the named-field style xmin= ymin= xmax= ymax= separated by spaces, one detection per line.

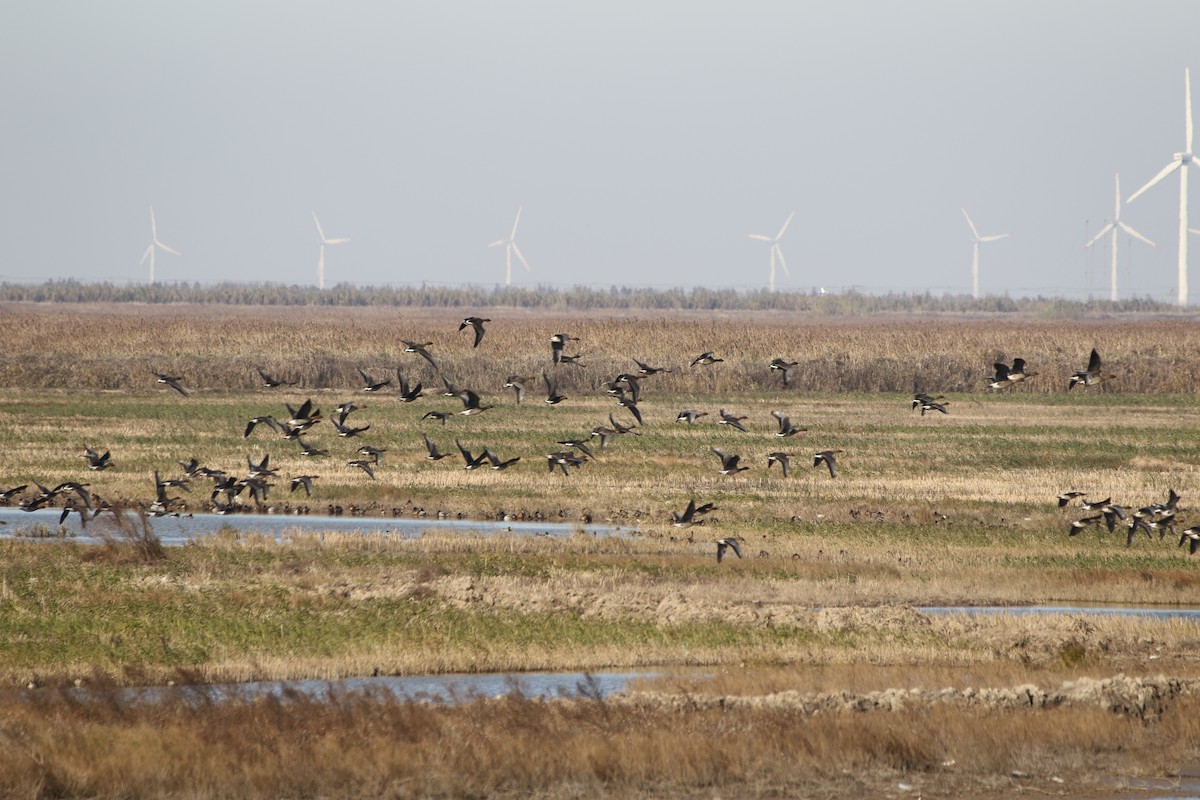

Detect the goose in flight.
xmin=290 ymin=475 xmax=318 ymax=497
xmin=549 ymin=333 xmax=579 ymax=364
xmin=633 ymin=359 xmax=671 ymax=376
xmin=710 ymin=447 xmax=749 ymax=475
xmin=396 ymin=373 xmax=424 ymax=403
xmin=716 ymin=537 xmax=743 ymax=563
xmin=347 ymin=459 xmax=377 ymax=479
xmin=813 ymin=449 xmax=842 ymax=478
xmin=543 ymin=372 xmax=567 ymax=405
xmin=766 ymin=452 xmax=792 ymax=477
xmin=1068 ymin=348 xmax=1115 ymax=390
xmin=504 ymin=375 xmax=533 ymax=405
xmin=357 ymin=368 xmax=391 ymax=393
xmin=458 ymin=316 xmax=491 ymax=348
xmin=484 ymin=450 xmax=521 ymax=470
xmin=690 ymin=352 xmax=723 ymax=367
xmin=771 ymin=411 xmax=805 ymax=438
xmin=402 ymin=340 xmax=438 ymax=370
xmin=455 ymin=389 xmax=494 ymax=416
xmin=672 ymin=498 xmax=718 ymax=528
xmin=153 ymin=372 xmax=190 ymax=397
xmin=987 ymin=362 xmax=1015 ymax=391
xmin=769 ymin=357 xmax=798 ymax=386
xmin=455 ymin=439 xmax=489 ymax=470
xmin=423 ymin=435 xmax=450 ymax=461
xmin=718 ymin=409 xmax=748 ymax=432
xmin=256 ymin=367 xmax=292 ymax=388
xmin=81 ymin=445 xmax=113 ymax=471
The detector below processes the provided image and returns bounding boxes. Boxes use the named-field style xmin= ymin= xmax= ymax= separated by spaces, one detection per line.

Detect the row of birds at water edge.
xmin=1058 ymin=488 xmax=1200 ymax=554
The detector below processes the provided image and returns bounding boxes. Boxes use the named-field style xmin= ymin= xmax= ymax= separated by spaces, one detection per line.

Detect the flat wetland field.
xmin=3 ymin=302 xmax=1200 ymax=798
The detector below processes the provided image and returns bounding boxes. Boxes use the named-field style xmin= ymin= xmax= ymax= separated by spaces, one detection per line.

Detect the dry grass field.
xmin=3 ymin=302 xmax=1200 ymax=798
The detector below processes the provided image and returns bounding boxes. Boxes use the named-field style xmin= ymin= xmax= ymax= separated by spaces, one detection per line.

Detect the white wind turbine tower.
xmin=961 ymin=208 xmax=1009 ymax=299
xmin=312 ymin=211 xmax=350 ymax=290
xmin=1086 ymin=174 xmax=1156 ymax=302
xmin=747 ymin=211 xmax=795 ymax=292
xmin=1127 ymin=68 xmax=1195 ymax=307
xmin=139 ymin=207 xmax=180 ymax=284
xmin=488 ymin=206 xmax=531 ymax=286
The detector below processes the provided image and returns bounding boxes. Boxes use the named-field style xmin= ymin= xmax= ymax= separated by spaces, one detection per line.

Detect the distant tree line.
xmin=0 ymin=280 xmax=1186 ymax=315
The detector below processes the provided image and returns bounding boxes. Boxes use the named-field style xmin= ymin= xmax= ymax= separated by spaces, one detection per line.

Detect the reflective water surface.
xmin=0 ymin=507 xmax=631 ymax=545
xmin=918 ymin=605 xmax=1200 ymax=621
xmin=59 ymin=671 xmax=654 ymax=706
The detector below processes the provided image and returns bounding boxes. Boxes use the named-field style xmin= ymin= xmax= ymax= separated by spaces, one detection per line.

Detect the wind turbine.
xmin=1127 ymin=68 xmax=1195 ymax=306
xmin=747 ymin=211 xmax=795 ymax=292
xmin=488 ymin=206 xmax=531 ymax=286
xmin=139 ymin=207 xmax=180 ymax=284
xmin=312 ymin=212 xmax=350 ymax=290
xmin=961 ymin=208 xmax=1009 ymax=299
xmin=1086 ymin=174 xmax=1156 ymax=302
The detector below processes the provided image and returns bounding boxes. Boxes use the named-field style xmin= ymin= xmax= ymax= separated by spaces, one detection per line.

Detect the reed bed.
xmin=4 ymin=302 xmax=1200 ymax=394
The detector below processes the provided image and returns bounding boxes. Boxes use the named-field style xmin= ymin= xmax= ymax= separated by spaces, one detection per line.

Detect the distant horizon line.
xmin=0 ymin=277 xmax=1193 ymax=306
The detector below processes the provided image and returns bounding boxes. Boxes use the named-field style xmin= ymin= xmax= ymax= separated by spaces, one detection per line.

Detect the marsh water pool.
xmin=0 ymin=507 xmax=632 ymax=544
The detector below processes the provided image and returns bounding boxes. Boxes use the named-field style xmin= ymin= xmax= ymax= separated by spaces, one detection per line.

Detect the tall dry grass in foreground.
xmin=2 ymin=682 xmax=1198 ymax=800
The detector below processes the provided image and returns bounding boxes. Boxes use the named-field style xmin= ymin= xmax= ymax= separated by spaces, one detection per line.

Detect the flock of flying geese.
xmin=5 ymin=329 xmax=1190 ymax=560
xmin=1058 ymin=488 xmax=1200 ymax=554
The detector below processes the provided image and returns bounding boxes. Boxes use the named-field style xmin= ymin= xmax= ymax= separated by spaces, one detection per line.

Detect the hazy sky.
xmin=3 ymin=1 xmax=1199 ymax=299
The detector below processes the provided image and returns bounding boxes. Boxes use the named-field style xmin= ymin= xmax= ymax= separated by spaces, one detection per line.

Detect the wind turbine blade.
xmin=1086 ymin=222 xmax=1115 ymax=248
xmin=1127 ymin=160 xmax=1181 ymax=203
xmin=747 ymin=234 xmax=773 ymax=242
xmin=157 ymin=242 xmax=181 ymax=256
xmin=139 ymin=245 xmax=153 ymax=265
xmin=775 ymin=244 xmax=790 ymax=276
xmin=1118 ymin=222 xmax=1156 ymax=247
xmin=979 ymin=233 xmax=1009 ymax=242
xmin=511 ymin=241 xmax=532 ymax=272
xmin=510 ymin=206 xmax=522 ymax=239
xmin=312 ymin=211 xmax=326 ymax=242
xmin=961 ymin=208 xmax=980 ymax=240
xmin=487 ymin=239 xmax=506 ymax=248
xmin=325 ymin=237 xmax=351 ymax=245
xmin=149 ymin=207 xmax=158 ymax=239
xmin=775 ymin=210 xmax=796 ymax=241
xmin=1113 ymin=174 xmax=1122 ymax=219
xmin=1187 ymin=67 xmax=1194 ymax=152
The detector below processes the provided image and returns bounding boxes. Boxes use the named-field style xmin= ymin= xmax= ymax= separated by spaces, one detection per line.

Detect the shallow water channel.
xmin=57 ymin=671 xmax=656 ymax=706
xmin=0 ymin=507 xmax=631 ymax=545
